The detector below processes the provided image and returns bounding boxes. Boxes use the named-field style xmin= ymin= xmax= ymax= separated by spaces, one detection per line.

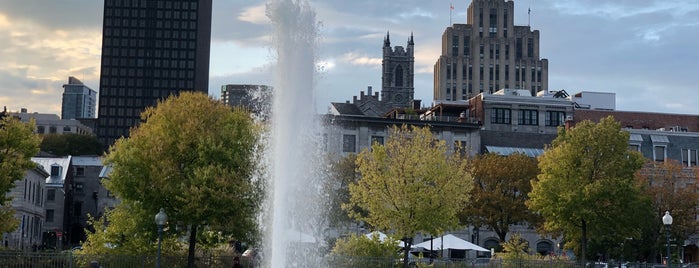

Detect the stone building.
xmin=434 ymin=0 xmax=548 ymax=101
xmin=329 ymin=33 xmax=418 ymax=117
xmin=4 ymin=166 xmax=48 ymax=250
xmin=32 ymin=156 xmax=72 ymax=250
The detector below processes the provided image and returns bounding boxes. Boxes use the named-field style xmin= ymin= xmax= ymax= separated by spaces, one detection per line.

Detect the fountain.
xmin=264 ymin=0 xmax=323 ymax=267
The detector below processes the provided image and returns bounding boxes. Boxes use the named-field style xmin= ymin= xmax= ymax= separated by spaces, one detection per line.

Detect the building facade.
xmin=68 ymin=156 xmax=106 ymax=247
xmin=96 ymin=0 xmax=212 ymax=146
xmin=434 ymin=0 xmax=548 ymax=101
xmin=32 ymin=156 xmax=72 ymax=250
xmin=3 ymin=167 xmax=48 ymax=250
xmin=12 ymin=109 xmax=93 ymax=135
xmin=61 ymin=76 xmax=97 ymax=120
xmin=220 ymin=84 xmax=272 ymax=118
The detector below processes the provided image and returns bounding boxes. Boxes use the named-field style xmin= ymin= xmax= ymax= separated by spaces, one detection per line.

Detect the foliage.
xmin=635 ymin=160 xmax=699 ymax=262
xmin=323 ymin=153 xmax=360 ymax=228
xmin=460 ymin=153 xmax=540 ymax=242
xmin=527 ymin=116 xmax=649 ymax=264
xmin=331 ymin=233 xmax=401 ymax=259
xmin=0 ymin=116 xmax=40 ymax=233
xmin=498 ymin=233 xmax=529 ymax=261
xmin=101 ymin=92 xmax=262 ymax=266
xmin=79 ymin=204 xmax=176 ymax=255
xmin=345 ymin=125 xmax=472 ymax=268
xmin=40 ymin=133 xmax=104 ymax=156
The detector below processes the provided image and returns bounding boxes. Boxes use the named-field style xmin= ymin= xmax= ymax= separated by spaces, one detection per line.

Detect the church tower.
xmin=381 ymin=32 xmax=415 ymax=108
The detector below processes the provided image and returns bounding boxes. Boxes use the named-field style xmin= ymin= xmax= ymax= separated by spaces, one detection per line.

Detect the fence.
xmin=0 ymin=252 xmax=676 ymax=268
xmin=0 ymin=252 xmax=253 ymax=268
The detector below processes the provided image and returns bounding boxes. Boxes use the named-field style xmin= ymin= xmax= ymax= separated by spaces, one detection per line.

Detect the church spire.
xmin=408 ymin=32 xmax=414 ymax=46
xmin=384 ymin=31 xmax=391 ymax=47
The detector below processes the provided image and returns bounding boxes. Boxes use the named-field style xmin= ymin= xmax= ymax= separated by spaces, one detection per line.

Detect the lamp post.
xmin=662 ymin=211 xmax=673 ymax=267
xmin=155 ymin=208 xmax=168 ymax=268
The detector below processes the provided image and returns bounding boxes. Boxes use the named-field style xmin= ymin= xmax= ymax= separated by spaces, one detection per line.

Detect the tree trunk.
xmin=581 ymin=219 xmax=587 ymax=267
xmin=403 ymin=237 xmax=412 ymax=268
xmin=187 ymin=225 xmax=197 ymax=268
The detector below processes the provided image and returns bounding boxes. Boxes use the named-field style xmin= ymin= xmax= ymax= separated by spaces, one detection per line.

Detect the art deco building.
xmin=434 ymin=0 xmax=548 ymax=101
xmin=96 ymin=0 xmax=212 ymax=146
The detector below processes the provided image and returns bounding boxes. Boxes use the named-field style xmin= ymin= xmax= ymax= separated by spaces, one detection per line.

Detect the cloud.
xmin=0 ymin=10 xmax=101 ymax=115
xmin=239 ymin=4 xmax=268 ymax=25
xmin=339 ymin=52 xmax=381 ymax=66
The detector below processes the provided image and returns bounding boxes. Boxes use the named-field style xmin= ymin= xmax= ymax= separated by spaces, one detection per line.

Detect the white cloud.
xmin=339 ymin=52 xmax=381 ymax=66
xmin=238 ymin=4 xmax=268 ymax=25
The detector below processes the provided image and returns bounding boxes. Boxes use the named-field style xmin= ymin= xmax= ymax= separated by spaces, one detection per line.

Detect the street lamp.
xmin=662 ymin=211 xmax=673 ymax=267
xmin=155 ymin=208 xmax=168 ymax=268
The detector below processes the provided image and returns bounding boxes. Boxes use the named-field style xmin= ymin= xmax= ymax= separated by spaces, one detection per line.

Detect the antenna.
xmin=450 ymin=2 xmax=454 ymax=26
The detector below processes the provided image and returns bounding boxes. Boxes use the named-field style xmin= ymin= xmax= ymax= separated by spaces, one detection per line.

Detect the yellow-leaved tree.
xmin=345 ymin=125 xmax=472 ymax=268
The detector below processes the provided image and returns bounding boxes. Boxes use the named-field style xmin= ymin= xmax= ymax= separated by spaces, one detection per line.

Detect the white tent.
xmin=364 ymin=231 xmax=406 ymax=247
xmin=414 ymin=234 xmax=489 ymax=252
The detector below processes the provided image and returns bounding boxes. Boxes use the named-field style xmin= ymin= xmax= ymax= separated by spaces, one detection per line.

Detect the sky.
xmin=0 ymin=0 xmax=698 ymax=116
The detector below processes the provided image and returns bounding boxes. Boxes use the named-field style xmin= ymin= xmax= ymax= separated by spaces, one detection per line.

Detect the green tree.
xmin=329 ymin=233 xmax=401 ymax=267
xmin=345 ymin=125 xmax=472 ymax=268
xmin=0 ymin=116 xmax=41 ymax=233
xmin=102 ymin=92 xmax=261 ymax=267
xmin=527 ymin=116 xmax=648 ymax=265
xmin=40 ymin=133 xmax=104 ymax=156
xmin=460 ymin=153 xmax=541 ymax=243
xmin=635 ymin=160 xmax=699 ymax=263
xmin=323 ymin=153 xmax=360 ymax=228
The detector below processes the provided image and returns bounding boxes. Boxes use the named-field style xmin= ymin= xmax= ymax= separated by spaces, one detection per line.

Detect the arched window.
xmin=395 ymin=65 xmax=403 ymax=87
xmin=536 ymin=240 xmax=553 ymax=256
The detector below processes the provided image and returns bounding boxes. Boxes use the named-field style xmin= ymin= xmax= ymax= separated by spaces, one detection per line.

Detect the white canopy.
xmin=364 ymin=231 xmax=406 ymax=247
xmin=414 ymin=234 xmax=489 ymax=252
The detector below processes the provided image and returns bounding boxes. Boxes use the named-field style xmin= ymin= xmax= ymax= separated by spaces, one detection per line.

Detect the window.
xmin=37 ymin=126 xmax=45 ymax=134
xmin=50 ymin=166 xmax=61 ymax=177
xmin=46 ymin=209 xmax=54 ymax=222
xmin=491 ymin=108 xmax=511 ymax=124
xmin=75 ymin=182 xmax=84 ymax=192
xmin=628 ymin=144 xmax=640 ymax=152
xmin=518 ymin=110 xmax=538 ymax=125
xmin=545 ymin=111 xmax=565 ymax=126
xmin=47 ymin=189 xmax=56 ymax=201
xmin=371 ymin=136 xmax=384 ymax=146
xmin=454 ymin=141 xmax=468 ymax=156
xmin=654 ymin=146 xmax=666 ymax=162
xmin=681 ymin=149 xmax=698 ymax=167
xmin=342 ymin=134 xmax=356 ymax=153
xmin=76 ymin=167 xmax=85 ymax=177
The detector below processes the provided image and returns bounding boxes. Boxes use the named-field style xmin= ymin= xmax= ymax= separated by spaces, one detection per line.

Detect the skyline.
xmin=0 ymin=0 xmax=698 ymax=116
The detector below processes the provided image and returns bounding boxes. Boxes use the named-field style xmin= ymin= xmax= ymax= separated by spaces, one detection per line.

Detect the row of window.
xmin=103 ymin=63 xmax=195 ymax=77
xmin=36 ymin=126 xmax=73 ymax=134
xmin=103 ymin=47 xmax=197 ymax=59
xmin=101 ymin=77 xmax=195 ymax=89
xmin=491 ymin=108 xmax=565 ymax=126
xmin=105 ymin=18 xmax=199 ymax=31
xmin=105 ymin=28 xmax=198 ymax=41
xmin=341 ymin=134 xmax=470 ymax=154
xmin=106 ymin=0 xmax=199 ymax=11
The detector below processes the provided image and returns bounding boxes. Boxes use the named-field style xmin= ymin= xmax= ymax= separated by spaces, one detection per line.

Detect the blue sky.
xmin=0 ymin=0 xmax=698 ymax=115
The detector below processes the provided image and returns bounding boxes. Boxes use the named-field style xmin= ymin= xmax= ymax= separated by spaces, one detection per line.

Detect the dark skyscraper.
xmin=96 ymin=0 xmax=212 ymax=146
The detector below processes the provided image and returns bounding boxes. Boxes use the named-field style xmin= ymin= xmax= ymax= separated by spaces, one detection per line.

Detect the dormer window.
xmin=50 ymin=165 xmax=61 ymax=177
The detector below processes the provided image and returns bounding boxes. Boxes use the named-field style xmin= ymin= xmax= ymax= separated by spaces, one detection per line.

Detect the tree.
xmin=323 ymin=153 xmax=360 ymax=228
xmin=527 ymin=116 xmax=649 ymax=265
xmin=40 ymin=133 xmax=104 ymax=156
xmin=0 ymin=116 xmax=41 ymax=233
xmin=460 ymin=153 xmax=540 ymax=243
xmin=635 ymin=160 xmax=699 ymax=263
xmin=332 ymin=233 xmax=400 ymax=257
xmin=345 ymin=125 xmax=472 ymax=268
xmin=102 ymin=92 xmax=262 ymax=267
